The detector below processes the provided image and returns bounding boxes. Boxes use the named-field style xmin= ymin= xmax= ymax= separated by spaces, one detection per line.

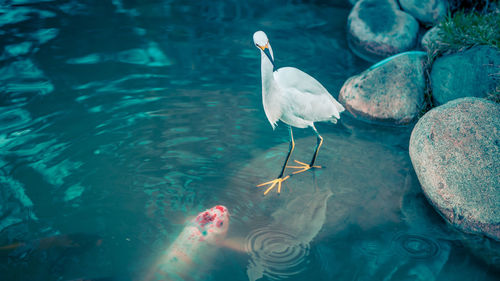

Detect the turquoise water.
xmin=0 ymin=1 xmax=497 ymax=280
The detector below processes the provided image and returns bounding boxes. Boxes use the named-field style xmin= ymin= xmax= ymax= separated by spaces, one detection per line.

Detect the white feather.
xmin=254 ymin=31 xmax=344 ymax=130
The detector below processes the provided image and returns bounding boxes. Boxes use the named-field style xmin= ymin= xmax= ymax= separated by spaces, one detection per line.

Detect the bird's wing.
xmin=273 ymin=67 xmax=344 ymax=122
xmin=274 ymin=67 xmax=329 ymax=96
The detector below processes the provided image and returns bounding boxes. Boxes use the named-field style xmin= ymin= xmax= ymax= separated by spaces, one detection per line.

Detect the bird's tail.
xmin=334 ymin=99 xmax=345 ymax=114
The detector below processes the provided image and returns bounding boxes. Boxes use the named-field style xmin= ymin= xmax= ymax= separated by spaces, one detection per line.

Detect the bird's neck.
xmin=259 ymin=45 xmax=281 ymax=128
xmin=260 ymin=47 xmax=276 ymax=96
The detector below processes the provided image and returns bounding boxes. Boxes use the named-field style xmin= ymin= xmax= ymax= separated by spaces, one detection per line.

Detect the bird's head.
xmin=253 ymin=31 xmax=276 ymax=71
xmin=253 ymin=31 xmax=269 ymax=50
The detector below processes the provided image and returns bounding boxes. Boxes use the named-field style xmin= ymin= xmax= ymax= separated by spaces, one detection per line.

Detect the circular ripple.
xmin=393 ymin=234 xmax=440 ymax=259
xmin=246 ymin=227 xmax=310 ymax=280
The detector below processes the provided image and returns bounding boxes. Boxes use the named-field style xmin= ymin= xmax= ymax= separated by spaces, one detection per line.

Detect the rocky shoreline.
xmin=339 ymin=0 xmax=500 ymax=268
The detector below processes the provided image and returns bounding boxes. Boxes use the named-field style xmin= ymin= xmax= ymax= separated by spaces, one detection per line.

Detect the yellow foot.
xmin=287 ymin=160 xmax=321 ymax=174
xmin=256 ymin=175 xmax=290 ymax=195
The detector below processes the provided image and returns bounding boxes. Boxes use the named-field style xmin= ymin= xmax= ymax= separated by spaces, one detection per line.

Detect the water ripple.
xmin=0 ymin=107 xmax=32 ymax=133
xmin=246 ymin=227 xmax=310 ymax=280
xmin=392 ymin=233 xmax=440 ymax=259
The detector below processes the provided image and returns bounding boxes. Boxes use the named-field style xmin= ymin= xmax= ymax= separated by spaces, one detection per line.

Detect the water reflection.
xmin=245 ymin=182 xmax=331 ymax=280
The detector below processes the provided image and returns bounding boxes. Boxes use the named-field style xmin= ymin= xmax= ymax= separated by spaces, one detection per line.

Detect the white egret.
xmin=253 ymin=31 xmax=345 ymax=195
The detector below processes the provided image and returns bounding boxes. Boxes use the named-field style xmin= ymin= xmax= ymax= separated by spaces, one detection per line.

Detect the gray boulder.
xmin=399 ymin=0 xmax=448 ymax=25
xmin=347 ymin=0 xmax=419 ymax=62
xmin=339 ymin=51 xmax=426 ymax=125
xmin=430 ymin=45 xmax=500 ymax=105
xmin=421 ymin=25 xmax=444 ymax=52
xmin=409 ymin=97 xmax=500 ymax=241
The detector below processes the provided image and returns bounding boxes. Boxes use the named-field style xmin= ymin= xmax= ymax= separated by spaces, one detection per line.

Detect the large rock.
xmin=409 ymin=97 xmax=500 ymax=241
xmin=421 ymin=25 xmax=444 ymax=52
xmin=339 ymin=51 xmax=426 ymax=125
xmin=231 ymin=132 xmax=425 ymax=235
xmin=347 ymin=0 xmax=419 ymax=62
xmin=399 ymin=0 xmax=448 ymax=24
xmin=430 ymin=45 xmax=500 ymax=105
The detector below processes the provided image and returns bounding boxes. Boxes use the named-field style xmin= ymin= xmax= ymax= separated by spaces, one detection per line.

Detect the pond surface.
xmin=0 ymin=1 xmax=497 ymax=280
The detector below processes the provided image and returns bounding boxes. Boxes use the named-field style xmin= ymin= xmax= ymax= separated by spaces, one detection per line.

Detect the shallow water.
xmin=0 ymin=1 xmax=497 ymax=280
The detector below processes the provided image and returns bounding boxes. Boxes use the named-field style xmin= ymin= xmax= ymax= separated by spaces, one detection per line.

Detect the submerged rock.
xmin=409 ymin=97 xmax=500 ymax=241
xmin=347 ymin=0 xmax=419 ymax=62
xmin=430 ymin=45 xmax=500 ymax=105
xmin=231 ymin=132 xmax=416 ymax=233
xmin=339 ymin=51 xmax=426 ymax=125
xmin=399 ymin=0 xmax=448 ymax=24
xmin=231 ymin=130 xmax=454 ymax=280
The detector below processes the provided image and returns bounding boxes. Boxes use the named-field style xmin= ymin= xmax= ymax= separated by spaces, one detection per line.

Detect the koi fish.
xmin=145 ymin=205 xmax=229 ymax=281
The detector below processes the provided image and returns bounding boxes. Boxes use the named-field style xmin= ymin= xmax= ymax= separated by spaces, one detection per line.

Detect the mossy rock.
xmin=430 ymin=45 xmax=500 ymax=105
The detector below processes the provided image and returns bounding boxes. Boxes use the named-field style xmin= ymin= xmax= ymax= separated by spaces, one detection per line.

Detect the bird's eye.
xmin=255 ymin=44 xmax=259 ymax=47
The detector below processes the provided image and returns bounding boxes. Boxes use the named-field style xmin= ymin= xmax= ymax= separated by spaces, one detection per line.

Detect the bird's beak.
xmin=257 ymin=41 xmax=269 ymax=51
xmin=259 ymin=42 xmax=276 ymax=71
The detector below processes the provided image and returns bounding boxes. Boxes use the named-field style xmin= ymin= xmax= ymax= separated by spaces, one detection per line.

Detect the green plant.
xmin=422 ymin=9 xmax=500 ymax=110
xmin=438 ymin=10 xmax=500 ymax=53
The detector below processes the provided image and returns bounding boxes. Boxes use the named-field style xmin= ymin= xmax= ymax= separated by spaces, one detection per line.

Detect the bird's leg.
xmin=309 ymin=128 xmax=323 ymax=167
xmin=257 ymin=126 xmax=294 ymax=195
xmin=287 ymin=127 xmax=322 ymax=174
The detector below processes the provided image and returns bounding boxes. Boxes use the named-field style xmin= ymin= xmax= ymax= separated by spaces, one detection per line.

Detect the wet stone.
xmin=347 ymin=0 xmax=419 ymax=62
xmin=421 ymin=25 xmax=444 ymax=52
xmin=409 ymin=97 xmax=500 ymax=241
xmin=357 ymin=0 xmax=396 ymax=33
xmin=399 ymin=0 xmax=448 ymax=24
xmin=339 ymin=51 xmax=426 ymax=125
xmin=430 ymin=45 xmax=500 ymax=105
